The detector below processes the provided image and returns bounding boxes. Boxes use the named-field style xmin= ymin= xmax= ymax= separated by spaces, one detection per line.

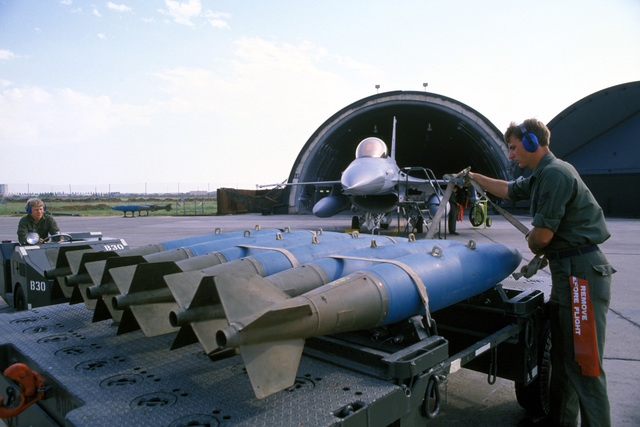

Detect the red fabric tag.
xmin=570 ymin=276 xmax=600 ymax=377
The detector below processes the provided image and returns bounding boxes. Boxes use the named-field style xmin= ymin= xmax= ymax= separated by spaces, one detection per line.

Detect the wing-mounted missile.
xmin=213 ymin=241 xmax=522 ymax=399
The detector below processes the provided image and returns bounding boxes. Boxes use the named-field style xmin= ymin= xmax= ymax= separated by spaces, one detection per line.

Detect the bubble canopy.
xmin=355 ymin=137 xmax=388 ymax=159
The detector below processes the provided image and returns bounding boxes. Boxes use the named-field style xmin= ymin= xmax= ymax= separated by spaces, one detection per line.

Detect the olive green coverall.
xmin=509 ymin=152 xmax=615 ymax=427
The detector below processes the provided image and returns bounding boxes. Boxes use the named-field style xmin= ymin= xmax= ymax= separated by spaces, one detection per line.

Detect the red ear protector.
xmin=26 ymin=204 xmax=45 ymax=214
xmin=518 ymin=123 xmax=539 ymax=152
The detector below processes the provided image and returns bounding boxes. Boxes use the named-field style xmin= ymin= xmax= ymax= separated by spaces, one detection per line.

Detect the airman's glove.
xmin=513 ymin=254 xmax=548 ymax=280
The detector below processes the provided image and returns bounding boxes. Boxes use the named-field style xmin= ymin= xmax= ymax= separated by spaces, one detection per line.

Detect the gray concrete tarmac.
xmin=1 ymin=213 xmax=638 ymax=426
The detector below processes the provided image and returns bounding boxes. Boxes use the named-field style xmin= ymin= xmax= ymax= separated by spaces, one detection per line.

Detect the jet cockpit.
xmin=355 ymin=137 xmax=388 ymax=158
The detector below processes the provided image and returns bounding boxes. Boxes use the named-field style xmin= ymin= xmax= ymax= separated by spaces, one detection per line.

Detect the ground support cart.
xmin=0 ymin=277 xmax=550 ymax=426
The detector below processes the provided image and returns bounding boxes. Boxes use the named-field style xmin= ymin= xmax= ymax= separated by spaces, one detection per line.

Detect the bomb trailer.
xmin=0 ymin=232 xmax=551 ymax=426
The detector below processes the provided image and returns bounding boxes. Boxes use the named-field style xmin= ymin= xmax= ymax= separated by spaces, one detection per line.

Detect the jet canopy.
xmin=355 ymin=137 xmax=388 ymax=159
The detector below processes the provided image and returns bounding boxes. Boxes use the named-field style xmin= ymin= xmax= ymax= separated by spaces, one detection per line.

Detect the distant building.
xmin=0 ymin=184 xmax=7 ymax=198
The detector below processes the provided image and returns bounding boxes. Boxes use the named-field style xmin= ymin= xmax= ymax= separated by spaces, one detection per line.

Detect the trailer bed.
xmin=1 ymin=276 xmax=551 ymax=426
xmin=1 ymin=303 xmax=405 ymax=426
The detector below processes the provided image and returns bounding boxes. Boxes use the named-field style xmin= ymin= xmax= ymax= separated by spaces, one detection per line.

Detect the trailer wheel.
xmin=469 ymin=204 xmax=484 ymax=227
xmin=515 ymin=320 xmax=551 ymax=417
xmin=14 ymin=284 xmax=27 ymax=311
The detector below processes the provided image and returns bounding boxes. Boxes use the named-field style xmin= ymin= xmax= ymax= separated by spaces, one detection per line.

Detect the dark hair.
xmin=504 ymin=119 xmax=550 ymax=147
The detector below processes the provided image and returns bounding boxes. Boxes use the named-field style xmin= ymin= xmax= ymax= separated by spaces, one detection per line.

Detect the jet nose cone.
xmin=342 ymin=162 xmax=386 ymax=195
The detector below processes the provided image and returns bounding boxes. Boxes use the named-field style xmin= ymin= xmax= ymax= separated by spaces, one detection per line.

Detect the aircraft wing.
xmin=259 ymin=180 xmax=341 ymax=188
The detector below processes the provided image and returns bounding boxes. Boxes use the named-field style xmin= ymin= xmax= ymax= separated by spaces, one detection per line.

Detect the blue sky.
xmin=1 ymin=0 xmax=639 ymax=195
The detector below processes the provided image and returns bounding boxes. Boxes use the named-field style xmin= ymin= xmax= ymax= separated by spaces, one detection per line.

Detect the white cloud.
xmin=97 ymin=33 xmax=106 ymax=40
xmin=0 ymin=86 xmax=151 ymax=148
xmin=0 ymin=50 xmax=18 ymax=60
xmin=59 ymin=0 xmax=72 ymax=5
xmin=107 ymin=2 xmax=132 ymax=13
xmin=152 ymin=67 xmax=223 ymax=113
xmin=161 ymin=0 xmax=202 ymax=27
xmin=150 ymin=38 xmax=375 ymax=118
xmin=146 ymin=38 xmax=384 ymax=184
xmin=0 ymin=38 xmax=383 ymax=188
xmin=157 ymin=1 xmax=230 ymax=29
xmin=93 ymin=8 xmax=102 ymax=17
xmin=204 ymin=11 xmax=230 ymax=29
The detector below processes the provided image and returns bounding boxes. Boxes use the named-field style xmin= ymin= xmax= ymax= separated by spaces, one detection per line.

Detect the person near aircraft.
xmin=447 ymin=186 xmax=468 ymax=235
xmin=464 ymin=119 xmax=614 ymax=426
xmin=17 ymin=198 xmax=61 ymax=244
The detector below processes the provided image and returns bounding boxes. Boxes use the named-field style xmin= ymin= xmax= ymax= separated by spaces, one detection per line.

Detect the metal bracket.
xmin=329 ymin=254 xmax=432 ymax=327
xmin=0 ymin=363 xmax=47 ymax=419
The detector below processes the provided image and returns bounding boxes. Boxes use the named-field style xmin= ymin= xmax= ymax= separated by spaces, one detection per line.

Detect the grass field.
xmin=0 ymin=197 xmax=218 ymax=217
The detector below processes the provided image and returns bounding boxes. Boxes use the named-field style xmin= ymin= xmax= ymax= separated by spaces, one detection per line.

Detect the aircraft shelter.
xmin=547 ymin=81 xmax=640 ymax=217
xmin=284 ymin=82 xmax=639 ymax=217
xmin=285 ymin=91 xmax=511 ymax=213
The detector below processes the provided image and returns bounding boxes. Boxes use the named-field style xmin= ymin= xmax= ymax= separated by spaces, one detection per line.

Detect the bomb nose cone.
xmin=341 ymin=162 xmax=386 ymax=195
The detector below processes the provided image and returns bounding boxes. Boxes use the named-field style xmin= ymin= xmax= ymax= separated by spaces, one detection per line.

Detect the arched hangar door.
xmin=286 ymin=91 xmax=512 ymax=213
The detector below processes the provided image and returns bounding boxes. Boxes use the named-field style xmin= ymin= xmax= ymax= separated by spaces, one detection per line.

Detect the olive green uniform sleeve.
xmin=17 ymin=215 xmax=31 ymax=243
xmin=507 ymin=177 xmax=531 ymax=203
xmin=508 ymin=153 xmax=610 ymax=252
xmin=16 ymin=214 xmax=60 ymax=243
xmin=529 ymin=166 xmax=569 ymax=233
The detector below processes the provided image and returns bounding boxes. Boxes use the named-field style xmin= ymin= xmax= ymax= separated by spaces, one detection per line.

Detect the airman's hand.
xmin=453 ymin=167 xmax=472 ymax=187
